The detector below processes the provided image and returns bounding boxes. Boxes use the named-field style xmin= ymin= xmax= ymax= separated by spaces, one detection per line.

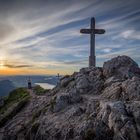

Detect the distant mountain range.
xmin=0 ymin=80 xmax=16 ymax=96
xmin=0 ymin=75 xmax=59 ymax=97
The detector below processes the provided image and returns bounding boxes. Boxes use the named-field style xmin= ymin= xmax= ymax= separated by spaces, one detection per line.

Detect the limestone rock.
xmin=68 ymin=88 xmax=82 ymax=103
xmin=98 ymin=101 xmax=140 ymax=140
xmin=60 ymin=75 xmax=74 ymax=87
xmin=52 ymin=93 xmax=69 ymax=112
xmin=121 ymin=76 xmax=140 ymax=101
xmin=76 ymin=75 xmax=90 ymax=94
xmin=103 ymin=55 xmax=139 ymax=78
xmin=88 ymin=77 xmax=104 ymax=95
xmin=102 ymin=82 xmax=122 ymax=100
xmin=52 ymin=90 xmax=82 ymax=112
xmin=125 ymin=101 xmax=140 ymax=134
xmin=104 ymin=76 xmax=124 ymax=87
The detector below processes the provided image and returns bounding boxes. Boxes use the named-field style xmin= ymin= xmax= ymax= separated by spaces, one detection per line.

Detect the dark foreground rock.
xmin=0 ymin=55 xmax=140 ymax=140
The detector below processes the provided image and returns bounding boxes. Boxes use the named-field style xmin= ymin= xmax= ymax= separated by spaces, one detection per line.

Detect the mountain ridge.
xmin=0 ymin=55 xmax=140 ymax=140
xmin=0 ymin=80 xmax=16 ymax=97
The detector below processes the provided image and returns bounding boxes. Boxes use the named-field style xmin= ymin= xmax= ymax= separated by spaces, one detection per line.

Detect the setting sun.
xmin=0 ymin=61 xmax=4 ymax=69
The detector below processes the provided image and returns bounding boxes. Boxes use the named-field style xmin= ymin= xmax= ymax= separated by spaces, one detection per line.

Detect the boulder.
xmin=103 ymin=55 xmax=139 ymax=79
xmin=76 ymin=75 xmax=90 ymax=94
xmin=52 ymin=90 xmax=82 ymax=112
xmin=66 ymin=106 xmax=85 ymax=117
xmin=121 ymin=76 xmax=140 ymax=101
xmin=88 ymin=67 xmax=103 ymax=79
xmin=68 ymin=88 xmax=82 ymax=103
xmin=125 ymin=101 xmax=140 ymax=134
xmin=52 ymin=93 xmax=70 ymax=112
xmin=102 ymin=82 xmax=122 ymax=100
xmin=99 ymin=101 xmax=140 ymax=140
xmin=104 ymin=76 xmax=124 ymax=87
xmin=80 ymin=67 xmax=103 ymax=78
xmin=80 ymin=67 xmax=93 ymax=74
xmin=88 ymin=78 xmax=104 ymax=95
xmin=60 ymin=75 xmax=74 ymax=87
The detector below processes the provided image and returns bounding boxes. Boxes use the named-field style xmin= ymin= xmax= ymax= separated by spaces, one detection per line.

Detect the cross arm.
xmin=80 ymin=29 xmax=105 ymax=34
xmin=94 ymin=29 xmax=105 ymax=34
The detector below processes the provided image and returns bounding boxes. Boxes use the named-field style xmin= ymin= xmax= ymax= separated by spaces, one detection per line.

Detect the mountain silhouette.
xmin=0 ymin=80 xmax=16 ymax=96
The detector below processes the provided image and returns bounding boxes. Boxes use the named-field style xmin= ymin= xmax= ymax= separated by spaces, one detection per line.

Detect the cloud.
xmin=102 ymin=48 xmax=112 ymax=53
xmin=0 ymin=22 xmax=15 ymax=41
xmin=62 ymin=59 xmax=88 ymax=65
xmin=5 ymin=64 xmax=33 ymax=68
xmin=119 ymin=30 xmax=140 ymax=40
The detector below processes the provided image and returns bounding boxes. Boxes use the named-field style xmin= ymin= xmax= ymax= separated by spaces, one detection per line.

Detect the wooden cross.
xmin=57 ymin=73 xmax=60 ymax=84
xmin=80 ymin=17 xmax=105 ymax=67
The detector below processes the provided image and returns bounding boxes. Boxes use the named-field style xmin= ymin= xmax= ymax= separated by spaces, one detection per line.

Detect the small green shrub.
xmin=7 ymin=88 xmax=28 ymax=100
xmin=0 ymin=88 xmax=30 ymax=128
xmin=33 ymin=85 xmax=49 ymax=95
xmin=0 ymin=96 xmax=30 ymax=128
xmin=0 ymin=88 xmax=30 ymax=114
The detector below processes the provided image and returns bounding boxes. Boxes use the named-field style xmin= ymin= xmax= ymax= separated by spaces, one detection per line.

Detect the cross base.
xmin=89 ymin=55 xmax=96 ymax=67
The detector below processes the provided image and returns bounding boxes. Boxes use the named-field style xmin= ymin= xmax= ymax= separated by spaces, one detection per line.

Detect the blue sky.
xmin=0 ymin=0 xmax=140 ymax=75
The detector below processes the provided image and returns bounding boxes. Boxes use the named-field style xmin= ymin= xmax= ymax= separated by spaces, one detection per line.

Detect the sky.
xmin=0 ymin=0 xmax=140 ymax=75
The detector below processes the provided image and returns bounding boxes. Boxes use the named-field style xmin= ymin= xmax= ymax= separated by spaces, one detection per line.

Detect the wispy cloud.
xmin=119 ymin=30 xmax=140 ymax=40
xmin=5 ymin=64 xmax=33 ymax=68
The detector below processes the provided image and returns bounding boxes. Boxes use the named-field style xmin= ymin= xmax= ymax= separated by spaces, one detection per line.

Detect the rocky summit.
xmin=0 ymin=55 xmax=140 ymax=140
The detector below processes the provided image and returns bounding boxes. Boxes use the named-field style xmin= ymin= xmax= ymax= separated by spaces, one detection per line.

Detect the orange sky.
xmin=0 ymin=59 xmax=77 ymax=75
xmin=0 ymin=67 xmax=73 ymax=75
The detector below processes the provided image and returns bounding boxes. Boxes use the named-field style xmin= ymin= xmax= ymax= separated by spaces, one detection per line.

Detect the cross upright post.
xmin=57 ymin=73 xmax=60 ymax=84
xmin=80 ymin=17 xmax=105 ymax=67
xmin=90 ymin=17 xmax=95 ymax=67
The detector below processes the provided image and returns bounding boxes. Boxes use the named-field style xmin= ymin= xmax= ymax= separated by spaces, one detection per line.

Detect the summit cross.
xmin=80 ymin=17 xmax=105 ymax=67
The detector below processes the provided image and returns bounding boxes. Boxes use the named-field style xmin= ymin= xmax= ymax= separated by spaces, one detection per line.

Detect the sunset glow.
xmin=0 ymin=61 xmax=5 ymax=69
